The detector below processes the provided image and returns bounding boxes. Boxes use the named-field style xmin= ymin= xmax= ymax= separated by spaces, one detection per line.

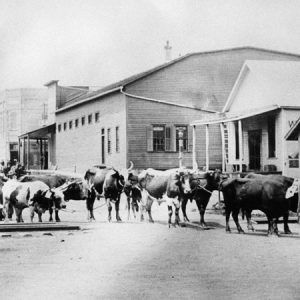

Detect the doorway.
xmin=248 ymin=130 xmax=261 ymax=170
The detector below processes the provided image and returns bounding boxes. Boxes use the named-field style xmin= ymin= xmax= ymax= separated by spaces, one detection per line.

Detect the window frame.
xmin=81 ymin=116 xmax=85 ymax=126
xmin=88 ymin=114 xmax=92 ymax=124
xmin=107 ymin=128 xmax=111 ymax=154
xmin=95 ymin=112 xmax=100 ymax=123
xmin=175 ymin=125 xmax=188 ymax=152
xmin=152 ymin=124 xmax=166 ymax=152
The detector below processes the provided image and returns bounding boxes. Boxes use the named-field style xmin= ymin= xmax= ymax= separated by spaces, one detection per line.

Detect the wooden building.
xmin=192 ymin=60 xmax=300 ymax=177
xmin=23 ymin=47 xmax=300 ymax=173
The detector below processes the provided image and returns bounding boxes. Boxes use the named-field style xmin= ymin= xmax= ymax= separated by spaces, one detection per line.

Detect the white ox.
xmin=2 ymin=179 xmax=66 ymax=222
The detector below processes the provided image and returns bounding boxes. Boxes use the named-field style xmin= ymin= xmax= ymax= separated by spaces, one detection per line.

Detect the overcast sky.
xmin=1 ymin=0 xmax=300 ymax=90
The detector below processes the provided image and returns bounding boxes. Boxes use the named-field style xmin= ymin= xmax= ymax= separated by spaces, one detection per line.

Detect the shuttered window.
xmin=146 ymin=124 xmax=190 ymax=152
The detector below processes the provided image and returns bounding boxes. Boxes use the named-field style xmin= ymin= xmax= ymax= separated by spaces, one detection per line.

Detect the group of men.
xmin=0 ymin=159 xmax=26 ymax=179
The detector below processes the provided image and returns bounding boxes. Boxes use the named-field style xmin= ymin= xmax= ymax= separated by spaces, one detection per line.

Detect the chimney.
xmin=164 ymin=41 xmax=172 ymax=62
xmin=44 ymin=80 xmax=59 ymax=125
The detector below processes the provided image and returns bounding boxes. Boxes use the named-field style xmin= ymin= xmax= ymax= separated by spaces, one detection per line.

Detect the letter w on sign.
xmin=286 ymin=178 xmax=300 ymax=199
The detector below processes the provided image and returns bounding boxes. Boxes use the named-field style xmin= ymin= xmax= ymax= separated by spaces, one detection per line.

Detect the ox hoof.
xmin=148 ymin=219 xmax=154 ymax=223
xmin=284 ymin=230 xmax=292 ymax=235
xmin=238 ymin=230 xmax=245 ymax=234
xmin=183 ymin=217 xmax=190 ymax=223
xmin=226 ymin=230 xmax=231 ymax=234
xmin=117 ymin=218 xmax=122 ymax=222
xmin=55 ymin=219 xmax=61 ymax=223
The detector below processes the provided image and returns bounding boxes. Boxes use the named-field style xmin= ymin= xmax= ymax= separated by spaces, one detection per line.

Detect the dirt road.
xmin=0 ymin=199 xmax=300 ymax=300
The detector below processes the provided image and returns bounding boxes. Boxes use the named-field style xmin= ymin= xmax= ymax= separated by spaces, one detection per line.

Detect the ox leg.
xmin=29 ymin=206 xmax=35 ymax=222
xmin=283 ymin=212 xmax=292 ymax=234
xmin=115 ymin=200 xmax=122 ymax=222
xmin=195 ymin=199 xmax=208 ymax=228
xmin=225 ymin=207 xmax=231 ymax=233
xmin=168 ymin=205 xmax=173 ymax=228
xmin=139 ymin=203 xmax=145 ymax=222
xmin=7 ymin=203 xmax=14 ymax=220
xmin=245 ymin=210 xmax=255 ymax=232
xmin=38 ymin=209 xmax=43 ymax=223
xmin=174 ymin=198 xmax=181 ymax=227
xmin=266 ymin=216 xmax=280 ymax=237
xmin=232 ymin=208 xmax=244 ymax=233
xmin=181 ymin=196 xmax=190 ymax=222
xmin=132 ymin=201 xmax=138 ymax=219
xmin=86 ymin=197 xmax=96 ymax=221
xmin=146 ymin=198 xmax=154 ymax=223
xmin=14 ymin=207 xmax=22 ymax=223
xmin=127 ymin=197 xmax=131 ymax=220
xmin=106 ymin=199 xmax=112 ymax=222
xmin=55 ymin=210 xmax=60 ymax=222
xmin=49 ymin=207 xmax=53 ymax=222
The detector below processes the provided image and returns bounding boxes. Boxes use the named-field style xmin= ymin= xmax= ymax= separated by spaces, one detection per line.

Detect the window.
xmin=95 ymin=112 xmax=100 ymax=123
xmin=69 ymin=120 xmax=73 ymax=130
xmin=153 ymin=125 xmax=165 ymax=151
xmin=268 ymin=115 xmax=276 ymax=158
xmin=75 ymin=119 xmax=79 ymax=128
xmin=58 ymin=124 xmax=61 ymax=132
xmin=116 ymin=126 xmax=119 ymax=152
xmin=175 ymin=126 xmax=188 ymax=151
xmin=81 ymin=116 xmax=85 ymax=126
xmin=234 ymin=122 xmax=239 ymax=159
xmin=88 ymin=114 xmax=92 ymax=124
xmin=107 ymin=128 xmax=111 ymax=154
xmin=63 ymin=122 xmax=67 ymax=131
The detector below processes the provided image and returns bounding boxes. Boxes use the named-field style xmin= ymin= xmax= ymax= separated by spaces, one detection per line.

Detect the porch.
xmin=18 ymin=123 xmax=56 ymax=170
xmin=191 ymin=105 xmax=288 ymax=175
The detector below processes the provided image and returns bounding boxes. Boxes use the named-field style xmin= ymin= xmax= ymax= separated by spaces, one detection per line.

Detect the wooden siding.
xmin=126 ymin=48 xmax=300 ymax=112
xmin=126 ymin=97 xmax=222 ymax=170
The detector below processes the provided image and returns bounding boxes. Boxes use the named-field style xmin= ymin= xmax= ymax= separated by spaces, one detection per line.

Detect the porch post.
xmin=192 ymin=125 xmax=198 ymax=170
xmin=22 ymin=137 xmax=26 ymax=166
xmin=205 ymin=124 xmax=209 ymax=171
xmin=18 ymin=138 xmax=21 ymax=162
xmin=238 ymin=120 xmax=243 ymax=172
xmin=220 ymin=122 xmax=225 ymax=172
xmin=298 ymin=134 xmax=300 ymax=223
xmin=26 ymin=135 xmax=30 ymax=170
xmin=40 ymin=139 xmax=43 ymax=169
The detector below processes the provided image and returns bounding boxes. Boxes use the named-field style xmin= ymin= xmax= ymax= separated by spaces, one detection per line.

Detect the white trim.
xmin=121 ymin=89 xmax=218 ymax=113
xmin=191 ymin=105 xmax=280 ymax=126
xmin=222 ymin=64 xmax=250 ymax=113
xmin=55 ymin=87 xmax=122 ymax=113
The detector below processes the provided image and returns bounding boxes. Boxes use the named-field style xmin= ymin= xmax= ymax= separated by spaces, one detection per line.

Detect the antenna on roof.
xmin=164 ymin=41 xmax=172 ymax=62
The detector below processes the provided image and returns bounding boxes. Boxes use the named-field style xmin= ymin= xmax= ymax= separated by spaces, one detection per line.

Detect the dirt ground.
xmin=0 ymin=194 xmax=300 ymax=300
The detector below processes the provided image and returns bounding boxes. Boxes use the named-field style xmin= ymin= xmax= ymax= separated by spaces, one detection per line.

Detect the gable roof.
xmin=58 ymin=46 xmax=300 ymax=111
xmin=223 ymin=60 xmax=300 ymax=112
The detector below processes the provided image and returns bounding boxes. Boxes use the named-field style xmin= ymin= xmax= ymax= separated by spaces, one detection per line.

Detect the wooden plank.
xmin=0 ymin=223 xmax=80 ymax=232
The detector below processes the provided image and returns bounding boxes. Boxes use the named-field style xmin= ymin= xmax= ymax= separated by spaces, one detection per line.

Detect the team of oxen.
xmin=0 ymin=162 xmax=299 ymax=237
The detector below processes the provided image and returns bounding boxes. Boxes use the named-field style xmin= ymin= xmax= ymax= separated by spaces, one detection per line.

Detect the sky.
xmin=1 ymin=0 xmax=300 ymax=90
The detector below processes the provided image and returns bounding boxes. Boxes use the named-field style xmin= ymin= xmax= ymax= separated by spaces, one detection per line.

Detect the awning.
xmin=19 ymin=123 xmax=56 ymax=139
xmin=285 ymin=117 xmax=300 ymax=140
xmin=190 ymin=105 xmax=280 ymax=126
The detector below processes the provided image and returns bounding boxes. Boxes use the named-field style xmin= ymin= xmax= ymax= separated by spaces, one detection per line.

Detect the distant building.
xmin=0 ymin=88 xmax=47 ymax=165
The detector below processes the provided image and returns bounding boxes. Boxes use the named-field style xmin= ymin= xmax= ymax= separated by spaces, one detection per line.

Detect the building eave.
xmin=55 ymin=86 xmax=122 ymax=114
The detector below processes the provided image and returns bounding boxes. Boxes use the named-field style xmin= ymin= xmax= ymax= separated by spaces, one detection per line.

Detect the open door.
xmin=248 ymin=130 xmax=261 ymax=170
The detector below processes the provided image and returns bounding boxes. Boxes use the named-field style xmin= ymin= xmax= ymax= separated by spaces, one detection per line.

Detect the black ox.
xmin=221 ymin=176 xmax=299 ymax=236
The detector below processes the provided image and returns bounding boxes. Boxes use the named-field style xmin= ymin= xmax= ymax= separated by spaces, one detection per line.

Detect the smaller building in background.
xmin=192 ymin=60 xmax=300 ymax=177
xmin=0 ymin=88 xmax=47 ymax=166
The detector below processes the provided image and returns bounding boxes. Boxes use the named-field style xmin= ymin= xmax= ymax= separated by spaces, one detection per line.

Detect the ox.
xmin=135 ymin=168 xmax=191 ymax=226
xmin=84 ymin=162 xmax=133 ymax=221
xmin=181 ymin=170 xmax=222 ymax=228
xmin=19 ymin=174 xmax=86 ymax=222
xmin=242 ymin=173 xmax=298 ymax=234
xmin=2 ymin=179 xmax=66 ymax=223
xmin=221 ymin=177 xmax=299 ymax=236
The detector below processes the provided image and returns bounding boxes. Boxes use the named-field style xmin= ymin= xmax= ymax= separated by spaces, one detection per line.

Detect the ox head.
xmin=59 ymin=179 xmax=86 ymax=201
xmin=176 ymin=169 xmax=192 ymax=194
xmin=43 ymin=188 xmax=66 ymax=210
xmin=204 ymin=169 xmax=223 ymax=190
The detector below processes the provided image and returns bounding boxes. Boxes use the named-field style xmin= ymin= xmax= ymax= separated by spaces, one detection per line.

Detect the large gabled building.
xmin=23 ymin=47 xmax=300 ymax=173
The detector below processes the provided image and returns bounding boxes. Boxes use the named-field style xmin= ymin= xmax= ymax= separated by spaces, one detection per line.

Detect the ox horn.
xmin=127 ymin=161 xmax=134 ymax=172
